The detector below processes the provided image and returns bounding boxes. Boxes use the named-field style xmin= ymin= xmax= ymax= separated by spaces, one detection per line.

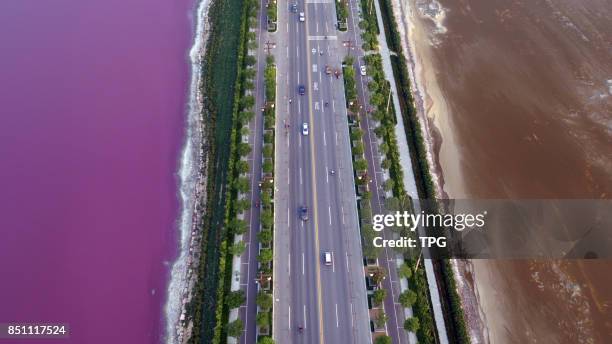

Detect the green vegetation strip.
xmin=377 ymin=0 xmax=471 ymax=342
xmin=358 ymin=0 xmax=379 ymax=50
xmin=335 ymin=0 xmax=349 ymax=31
xmin=266 ymin=0 xmax=277 ymax=31
xmin=351 ymin=4 xmax=440 ymax=341
xmin=186 ymin=0 xmax=259 ymax=342
xmin=255 ymin=54 xmax=276 ymax=342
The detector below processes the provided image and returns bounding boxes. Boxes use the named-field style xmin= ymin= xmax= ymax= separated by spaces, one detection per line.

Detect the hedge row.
xmin=358 ymin=0 xmax=379 ymax=50
xmin=211 ymin=0 xmax=261 ymax=341
xmin=255 ymin=54 xmax=276 ymax=341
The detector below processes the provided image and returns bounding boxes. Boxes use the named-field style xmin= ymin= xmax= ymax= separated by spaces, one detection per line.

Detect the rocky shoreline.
xmin=165 ymin=0 xmax=213 ymax=342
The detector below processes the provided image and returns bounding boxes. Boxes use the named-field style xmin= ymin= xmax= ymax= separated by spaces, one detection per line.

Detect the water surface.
xmin=0 ymin=1 xmax=193 ymax=342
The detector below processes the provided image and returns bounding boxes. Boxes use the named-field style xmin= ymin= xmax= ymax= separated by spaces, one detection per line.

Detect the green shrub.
xmin=256 ymin=291 xmax=273 ymax=310
xmin=372 ymin=289 xmax=386 ymax=306
xmin=227 ymin=319 xmax=243 ymax=338
xmin=398 ymin=289 xmax=417 ymax=308
xmin=226 ymin=290 xmax=245 ymax=309
xmin=404 ymin=317 xmax=420 ymax=332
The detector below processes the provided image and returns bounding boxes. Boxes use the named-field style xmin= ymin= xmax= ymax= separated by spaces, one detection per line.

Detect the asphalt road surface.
xmin=273 ymin=1 xmax=372 ymax=343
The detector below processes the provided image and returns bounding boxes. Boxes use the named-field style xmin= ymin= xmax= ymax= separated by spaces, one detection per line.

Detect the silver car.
xmin=302 ymin=122 xmax=309 ymax=136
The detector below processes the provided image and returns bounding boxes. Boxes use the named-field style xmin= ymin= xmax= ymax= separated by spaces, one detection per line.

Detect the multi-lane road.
xmin=273 ymin=0 xmax=372 ymax=343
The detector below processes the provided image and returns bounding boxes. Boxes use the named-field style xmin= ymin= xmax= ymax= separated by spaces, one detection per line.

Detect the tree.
xmin=226 ymin=290 xmax=245 ymax=309
xmin=245 ymin=55 xmax=257 ymax=66
xmin=238 ymin=142 xmax=251 ymax=157
xmin=354 ymin=159 xmax=367 ymax=171
xmin=227 ymin=319 xmax=243 ymax=338
xmin=235 ymin=177 xmax=250 ymax=194
xmin=372 ymin=288 xmax=386 ymax=306
xmin=239 ymin=110 xmax=255 ymax=123
xmin=378 ymin=142 xmax=389 ymax=154
xmin=256 ymin=291 xmax=273 ymax=310
xmin=380 ymin=158 xmax=391 ymax=170
xmin=404 ymin=316 xmax=420 ymax=332
xmin=383 ymin=179 xmax=394 ymax=192
xmin=236 ymin=160 xmax=250 ymax=174
xmin=263 ymin=160 xmax=273 ymax=174
xmin=258 ymin=229 xmax=272 ymax=244
xmin=260 ymin=211 xmax=273 ymax=230
xmin=258 ymin=337 xmax=275 ymax=344
xmin=352 ymin=144 xmax=364 ymax=156
xmin=375 ymin=312 xmax=388 ymax=328
xmin=229 ymin=218 xmax=248 ymax=235
xmin=256 ymin=312 xmax=270 ymax=327
xmin=230 ymin=240 xmax=247 ymax=256
xmin=258 ymin=248 xmax=273 ymax=264
xmin=235 ymin=199 xmax=251 ymax=213
xmin=374 ymin=335 xmax=392 ymax=344
xmin=398 ymin=289 xmax=417 ymax=307
xmin=263 ymin=145 xmax=274 ymax=158
xmin=241 ymin=95 xmax=256 ymax=110
xmin=398 ymin=263 xmax=412 ymax=279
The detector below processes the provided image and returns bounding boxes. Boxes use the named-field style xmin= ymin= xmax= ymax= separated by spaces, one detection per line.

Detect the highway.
xmin=273 ymin=0 xmax=372 ymax=343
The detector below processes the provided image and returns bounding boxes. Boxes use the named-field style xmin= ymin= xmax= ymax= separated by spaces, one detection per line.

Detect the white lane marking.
xmin=326 ymin=166 xmax=329 ymax=184
xmin=289 ymin=253 xmax=291 ymax=276
xmin=302 ymin=252 xmax=305 ymax=275
xmin=335 ymin=131 xmax=338 ymax=146
xmin=325 ymin=22 xmax=329 ymax=32
xmin=316 ymin=22 xmax=319 ymax=33
xmin=341 ymin=206 xmax=345 ymax=224
xmin=307 ymin=35 xmax=339 ymax=41
xmin=328 ymin=206 xmax=332 ymax=225
xmin=287 ymin=22 xmax=289 ymax=32
xmin=303 ymin=305 xmax=307 ymax=328
xmin=287 ymin=207 xmax=290 ymax=226
xmin=289 ymin=306 xmax=291 ymax=329
xmin=297 ymin=71 xmax=300 ymax=83
xmin=288 ymin=167 xmax=290 ymax=184
xmin=350 ymin=303 xmax=354 ymax=327
xmin=298 ymin=98 xmax=301 ymax=113
xmin=332 ymin=251 xmax=335 ymax=272
xmin=323 ymin=131 xmax=327 ymax=146
xmin=287 ymin=132 xmax=290 ymax=147
xmin=286 ymin=46 xmax=289 ymax=58
xmin=299 ymin=167 xmax=303 ymax=184
xmin=335 ymin=304 xmax=339 ymax=327
xmin=299 ymin=133 xmax=302 ymax=146
xmin=332 ymin=100 xmax=335 ymax=111
xmin=346 ymin=251 xmax=350 ymax=271
xmin=287 ymin=74 xmax=289 ymax=85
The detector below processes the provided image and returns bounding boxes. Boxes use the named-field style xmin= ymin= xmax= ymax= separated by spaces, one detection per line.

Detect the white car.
xmin=302 ymin=122 xmax=309 ymax=136
xmin=324 ymin=252 xmax=333 ymax=266
xmin=299 ymin=12 xmax=305 ymax=22
xmin=360 ymin=65 xmax=367 ymax=76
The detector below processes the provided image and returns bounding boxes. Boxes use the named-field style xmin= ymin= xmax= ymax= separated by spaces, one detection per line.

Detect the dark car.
xmin=300 ymin=206 xmax=308 ymax=221
xmin=298 ymin=85 xmax=305 ymax=95
xmin=290 ymin=4 xmax=297 ymax=12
